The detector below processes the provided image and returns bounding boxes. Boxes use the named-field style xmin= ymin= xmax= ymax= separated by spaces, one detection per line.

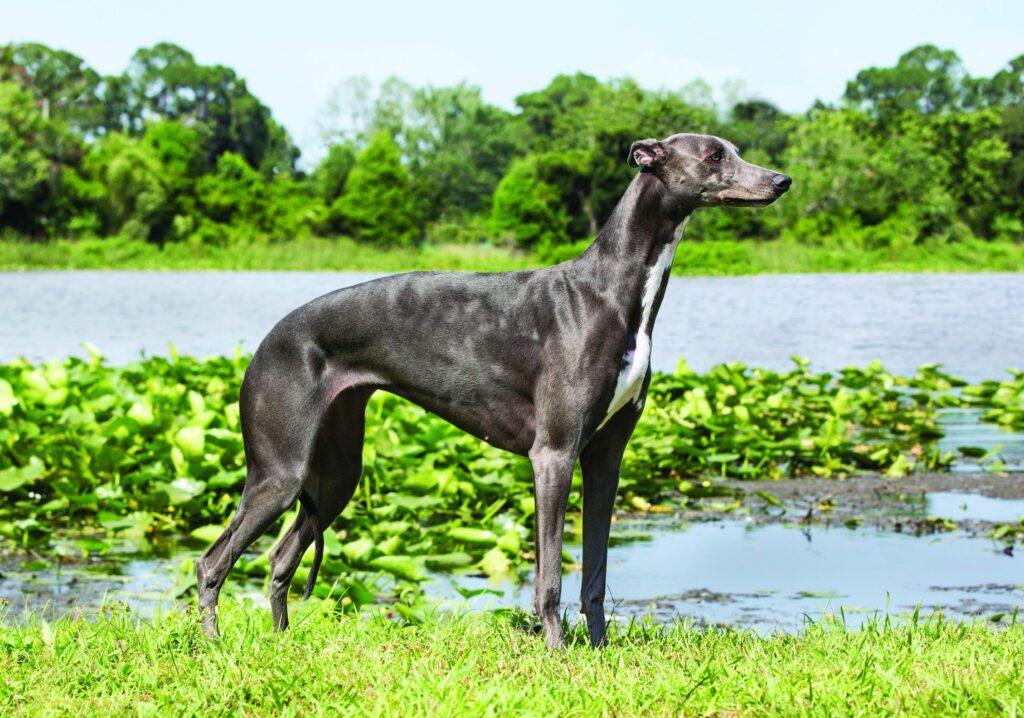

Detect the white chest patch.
xmin=598 ymin=220 xmax=686 ymax=430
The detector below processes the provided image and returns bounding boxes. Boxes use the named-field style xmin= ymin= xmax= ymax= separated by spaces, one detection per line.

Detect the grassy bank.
xmin=1 ymin=236 xmax=1022 ymax=274
xmin=1 ymin=604 xmax=1022 ymax=716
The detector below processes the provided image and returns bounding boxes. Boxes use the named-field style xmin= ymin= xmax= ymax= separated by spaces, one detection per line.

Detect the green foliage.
xmin=778 ymin=109 xmax=959 ymax=244
xmin=845 ymin=45 xmax=971 ymax=119
xmin=511 ymin=74 xmax=716 ymax=239
xmin=126 ymin=43 xmax=297 ymax=173
xmin=959 ymin=370 xmax=1024 ymax=431
xmin=197 ymin=152 xmax=265 ymax=225
xmin=406 ymin=84 xmax=518 ymax=218
xmin=0 ymin=82 xmax=50 ymax=219
xmin=627 ymin=360 xmax=965 ymax=491
xmin=2 ymin=40 xmax=1024 ymax=256
xmin=84 ymin=133 xmax=169 ymax=242
xmin=312 ymin=142 xmax=356 ymax=203
xmin=333 ymin=131 xmax=418 ymax=246
xmin=489 ymin=156 xmax=568 ymax=249
xmin=0 ymin=42 xmax=105 ymax=134
xmin=324 ymin=78 xmax=519 ymax=223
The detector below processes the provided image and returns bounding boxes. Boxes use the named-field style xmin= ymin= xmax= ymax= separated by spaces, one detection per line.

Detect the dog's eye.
xmin=710 ymin=151 xmax=723 ymax=162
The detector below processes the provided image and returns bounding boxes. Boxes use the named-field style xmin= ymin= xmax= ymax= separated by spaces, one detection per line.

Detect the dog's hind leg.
xmin=267 ymin=388 xmax=372 ymax=631
xmin=196 ymin=355 xmax=331 ymax=638
xmin=196 ymin=472 xmax=302 ymax=637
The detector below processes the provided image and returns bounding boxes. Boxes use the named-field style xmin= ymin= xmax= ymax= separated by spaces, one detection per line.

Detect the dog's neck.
xmin=575 ymin=171 xmax=691 ymax=425
xmin=578 ymin=171 xmax=691 ymax=322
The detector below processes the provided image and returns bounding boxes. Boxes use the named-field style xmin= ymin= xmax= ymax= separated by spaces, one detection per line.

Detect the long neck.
xmin=575 ymin=172 xmax=691 ymax=334
xmin=585 ymin=172 xmax=685 ymax=266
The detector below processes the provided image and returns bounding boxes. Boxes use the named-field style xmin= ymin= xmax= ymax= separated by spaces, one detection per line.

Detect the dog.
xmin=196 ymin=133 xmax=791 ymax=648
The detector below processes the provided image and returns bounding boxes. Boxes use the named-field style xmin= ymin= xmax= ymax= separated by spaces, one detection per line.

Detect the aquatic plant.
xmin=958 ymin=370 xmax=1024 ymax=430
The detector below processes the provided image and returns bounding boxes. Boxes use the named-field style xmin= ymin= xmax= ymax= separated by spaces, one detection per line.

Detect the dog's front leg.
xmin=578 ymin=406 xmax=640 ymax=647
xmin=529 ymin=443 xmax=576 ymax=649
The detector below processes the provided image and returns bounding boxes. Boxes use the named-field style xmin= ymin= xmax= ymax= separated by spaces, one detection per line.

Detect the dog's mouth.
xmin=721 ymin=195 xmax=777 ymax=207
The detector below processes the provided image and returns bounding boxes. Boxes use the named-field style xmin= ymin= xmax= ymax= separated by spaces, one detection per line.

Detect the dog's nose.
xmin=772 ymin=174 xmax=792 ymax=191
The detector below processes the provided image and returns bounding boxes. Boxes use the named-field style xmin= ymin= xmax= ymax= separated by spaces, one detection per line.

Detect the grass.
xmin=1 ymin=235 xmax=1022 ymax=274
xmin=0 ymin=237 xmax=535 ymax=273
xmin=1 ymin=602 xmax=1022 ymax=716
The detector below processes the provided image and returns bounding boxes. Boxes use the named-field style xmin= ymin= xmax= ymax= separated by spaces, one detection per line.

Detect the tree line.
xmin=1 ymin=42 xmax=1022 ymax=253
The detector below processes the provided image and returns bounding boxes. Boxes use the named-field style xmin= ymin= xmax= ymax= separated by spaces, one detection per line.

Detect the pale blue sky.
xmin=5 ymin=0 xmax=1023 ymax=166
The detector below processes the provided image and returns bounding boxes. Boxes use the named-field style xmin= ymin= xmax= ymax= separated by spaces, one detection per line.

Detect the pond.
xmin=445 ymin=519 xmax=1023 ymax=631
xmin=1 ymin=271 xmax=1021 ymax=381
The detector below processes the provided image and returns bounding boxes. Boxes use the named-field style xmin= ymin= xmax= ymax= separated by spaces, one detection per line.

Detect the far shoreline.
xmin=2 ymin=236 xmax=1023 ymax=275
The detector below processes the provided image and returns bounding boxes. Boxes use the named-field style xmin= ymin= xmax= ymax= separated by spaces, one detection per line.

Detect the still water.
xmin=2 ymin=271 xmax=1021 ymax=381
xmin=443 ymin=520 xmax=1023 ymax=631
xmin=4 ymin=516 xmax=1021 ymax=631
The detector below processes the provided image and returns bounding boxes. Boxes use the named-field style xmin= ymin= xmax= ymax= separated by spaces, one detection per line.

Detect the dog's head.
xmin=628 ymin=133 xmax=791 ymax=210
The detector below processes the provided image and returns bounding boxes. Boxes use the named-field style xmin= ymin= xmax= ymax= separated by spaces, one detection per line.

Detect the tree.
xmin=85 ymin=133 xmax=169 ymax=241
xmin=515 ymin=73 xmax=603 ymax=144
xmin=126 ymin=43 xmax=298 ymax=174
xmin=319 ymin=78 xmax=518 ymax=221
xmin=928 ymin=110 xmax=1012 ymax=234
xmin=779 ymin=109 xmax=957 ymax=244
xmin=402 ymin=83 xmax=518 ymax=220
xmin=0 ymin=79 xmax=94 ymax=237
xmin=979 ymin=54 xmax=1024 ymax=107
xmin=196 ymin=151 xmax=264 ymax=225
xmin=511 ymin=75 xmax=716 ymax=239
xmin=0 ymin=43 xmax=105 ymax=134
xmin=333 ymin=132 xmax=418 ymax=246
xmin=489 ymin=156 xmax=568 ymax=250
xmin=142 ymin=120 xmax=206 ymax=236
xmin=728 ymin=99 xmax=792 ymax=161
xmin=313 ymin=142 xmax=356 ymax=202
xmin=311 ymin=142 xmax=357 ymax=233
xmin=0 ymin=82 xmax=50 ymax=224
xmin=844 ymin=45 xmax=970 ymax=119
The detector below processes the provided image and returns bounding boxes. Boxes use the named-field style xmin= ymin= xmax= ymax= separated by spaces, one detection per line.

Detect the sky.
xmin=5 ymin=0 xmax=1023 ymax=166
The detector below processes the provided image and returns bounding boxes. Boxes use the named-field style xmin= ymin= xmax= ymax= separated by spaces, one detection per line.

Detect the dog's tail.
xmin=297 ymin=490 xmax=324 ymax=600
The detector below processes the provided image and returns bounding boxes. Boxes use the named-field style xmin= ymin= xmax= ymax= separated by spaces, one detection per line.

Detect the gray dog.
xmin=197 ymin=133 xmax=791 ymax=648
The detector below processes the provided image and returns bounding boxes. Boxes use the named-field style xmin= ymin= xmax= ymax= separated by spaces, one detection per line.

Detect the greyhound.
xmin=196 ymin=133 xmax=791 ymax=648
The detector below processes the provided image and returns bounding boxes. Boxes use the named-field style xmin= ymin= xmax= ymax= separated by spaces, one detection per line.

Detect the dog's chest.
xmin=597 ymin=234 xmax=681 ymax=429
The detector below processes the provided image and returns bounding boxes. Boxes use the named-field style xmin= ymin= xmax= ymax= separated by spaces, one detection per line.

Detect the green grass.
xmin=673 ymin=237 xmax=1024 ymax=275
xmin=1 ymin=235 xmax=1021 ymax=274
xmin=0 ymin=237 xmax=535 ymax=273
xmin=2 ymin=603 xmax=1022 ymax=716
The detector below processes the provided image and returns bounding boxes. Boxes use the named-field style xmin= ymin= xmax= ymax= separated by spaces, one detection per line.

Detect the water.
xmin=0 ymin=558 xmax=179 ymax=618
xmin=5 ymin=517 xmax=1021 ymax=630
xmin=927 ymin=492 xmax=1024 ymax=523
xmin=1 ymin=271 xmax=1021 ymax=381
xmin=435 ymin=521 xmax=1024 ymax=631
xmin=939 ymin=408 xmax=1024 ymax=472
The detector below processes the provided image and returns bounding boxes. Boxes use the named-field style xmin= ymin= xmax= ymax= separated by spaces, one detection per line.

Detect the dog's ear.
xmin=628 ymin=139 xmax=667 ymax=169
